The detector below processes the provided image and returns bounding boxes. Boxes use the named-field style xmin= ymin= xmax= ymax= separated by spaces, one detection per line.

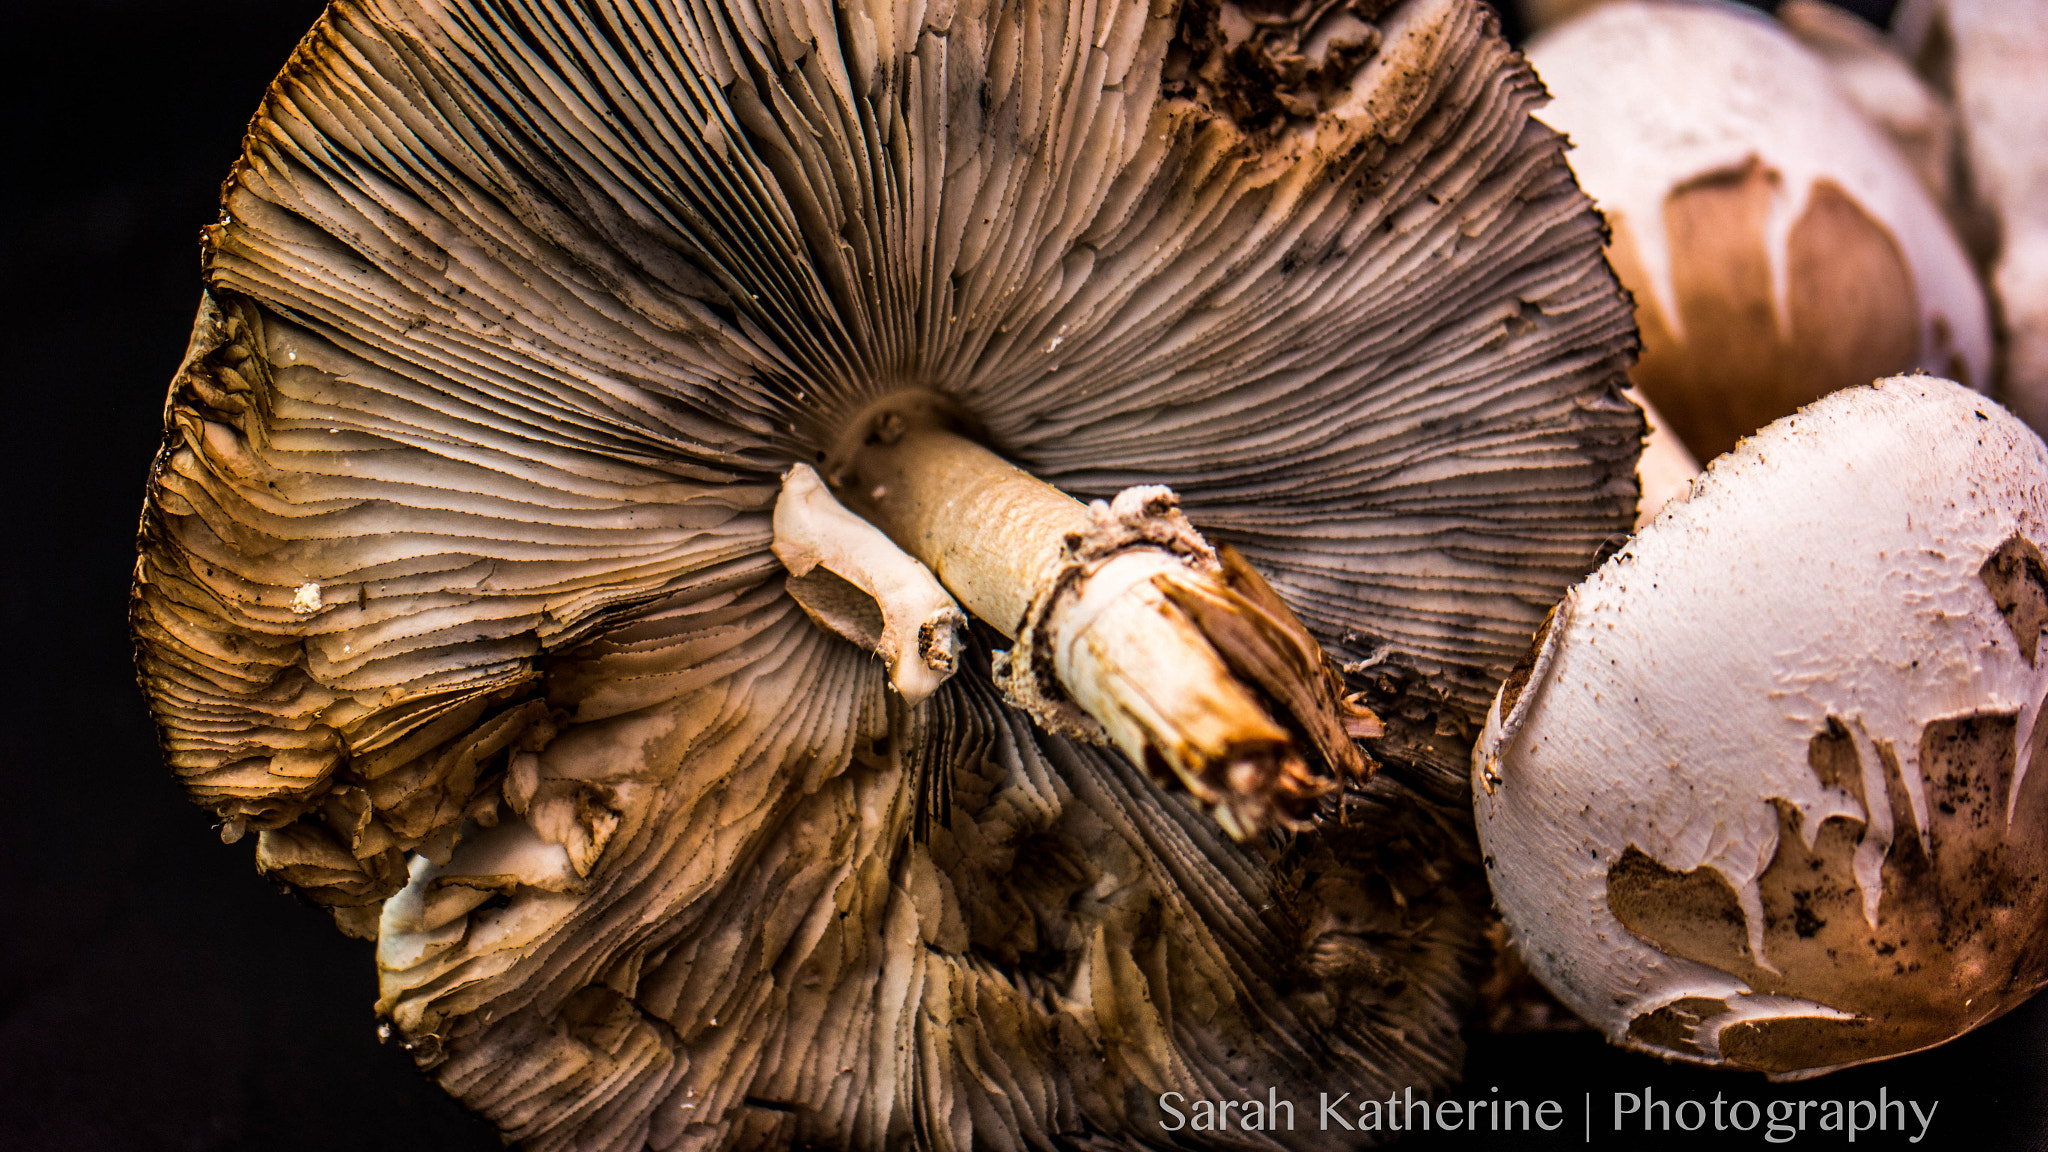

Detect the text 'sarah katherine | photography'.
xmin=1156 ymin=1083 xmax=1943 ymax=1144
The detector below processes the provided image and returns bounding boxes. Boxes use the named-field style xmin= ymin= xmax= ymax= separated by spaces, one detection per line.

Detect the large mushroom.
xmin=131 ymin=0 xmax=1641 ymax=1146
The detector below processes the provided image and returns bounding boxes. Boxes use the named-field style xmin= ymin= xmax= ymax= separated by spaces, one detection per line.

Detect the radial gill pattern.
xmin=132 ymin=0 xmax=1640 ymax=1147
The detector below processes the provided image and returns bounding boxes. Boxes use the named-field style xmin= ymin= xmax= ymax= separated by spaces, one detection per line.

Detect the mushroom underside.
xmin=132 ymin=0 xmax=1643 ymax=1146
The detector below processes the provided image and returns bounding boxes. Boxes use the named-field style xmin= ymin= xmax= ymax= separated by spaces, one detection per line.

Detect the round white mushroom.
xmin=1527 ymin=0 xmax=1991 ymax=463
xmin=1475 ymin=374 xmax=2048 ymax=1076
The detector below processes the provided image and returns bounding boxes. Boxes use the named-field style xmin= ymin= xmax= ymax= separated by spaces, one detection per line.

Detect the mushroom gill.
xmin=131 ymin=0 xmax=1641 ymax=1147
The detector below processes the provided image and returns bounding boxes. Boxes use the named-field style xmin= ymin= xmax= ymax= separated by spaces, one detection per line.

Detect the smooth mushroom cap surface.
xmin=1527 ymin=0 xmax=1990 ymax=462
xmin=1894 ymin=0 xmax=2048 ymax=437
xmin=1778 ymin=0 xmax=1956 ymax=210
xmin=131 ymin=0 xmax=1642 ymax=1147
xmin=1475 ymin=375 xmax=2048 ymax=1077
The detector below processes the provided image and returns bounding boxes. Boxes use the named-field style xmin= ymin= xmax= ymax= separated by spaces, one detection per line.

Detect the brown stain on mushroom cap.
xmin=1982 ymin=532 xmax=2048 ymax=666
xmin=1608 ymin=158 xmax=1923 ymax=462
xmin=1624 ymin=996 xmax=1728 ymax=1060
xmin=1606 ymin=710 xmax=2048 ymax=1073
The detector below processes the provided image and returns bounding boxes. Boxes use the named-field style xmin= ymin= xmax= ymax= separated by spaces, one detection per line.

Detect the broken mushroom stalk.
xmin=777 ymin=397 xmax=1377 ymax=838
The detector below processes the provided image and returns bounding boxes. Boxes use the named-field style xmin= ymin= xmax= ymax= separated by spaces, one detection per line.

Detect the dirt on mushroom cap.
xmin=1476 ymin=375 xmax=2048 ymax=1077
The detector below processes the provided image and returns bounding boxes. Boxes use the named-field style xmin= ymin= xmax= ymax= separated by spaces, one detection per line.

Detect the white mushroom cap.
xmin=1778 ymin=0 xmax=1956 ymax=209
xmin=1527 ymin=0 xmax=1991 ymax=461
xmin=1475 ymin=375 xmax=2048 ymax=1075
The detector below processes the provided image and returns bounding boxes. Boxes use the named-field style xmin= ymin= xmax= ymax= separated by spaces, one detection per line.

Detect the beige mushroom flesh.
xmin=1630 ymin=389 xmax=1700 ymax=526
xmin=1526 ymin=0 xmax=1991 ymax=464
xmin=1477 ymin=376 xmax=2048 ymax=1077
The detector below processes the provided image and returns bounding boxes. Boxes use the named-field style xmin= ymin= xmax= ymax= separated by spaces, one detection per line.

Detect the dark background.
xmin=6 ymin=0 xmax=2039 ymax=1149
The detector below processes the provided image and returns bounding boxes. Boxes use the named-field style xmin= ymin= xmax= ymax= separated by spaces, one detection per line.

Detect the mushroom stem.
xmin=771 ymin=464 xmax=966 ymax=706
xmin=835 ymin=413 xmax=1372 ymax=837
xmin=839 ymin=421 xmax=1082 ymax=638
